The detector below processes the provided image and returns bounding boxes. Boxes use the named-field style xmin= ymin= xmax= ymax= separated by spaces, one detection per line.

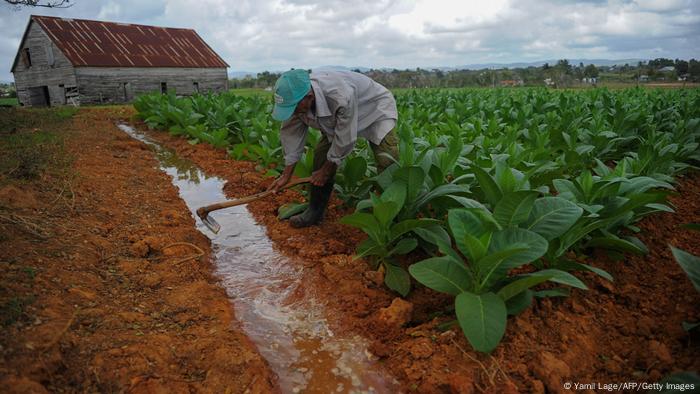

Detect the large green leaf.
xmin=374 ymin=201 xmax=400 ymax=228
xmin=476 ymin=228 xmax=548 ymax=290
xmin=670 ymin=246 xmax=700 ymax=292
xmin=553 ymin=179 xmax=581 ymax=201
xmin=493 ymin=191 xmax=539 ymax=227
xmin=448 ymin=196 xmax=488 ymax=210
xmin=340 ymin=213 xmax=381 ymax=242
xmin=497 ymin=275 xmax=553 ymax=301
xmin=354 ymin=238 xmax=385 ymax=260
xmin=413 ymin=184 xmax=470 ymax=210
xmin=344 ymin=156 xmax=367 ymax=185
xmin=494 ymin=163 xmax=520 ymax=193
xmin=505 ymin=289 xmax=533 ymax=315
xmin=389 ymin=237 xmax=418 ymax=256
xmin=395 ymin=166 xmax=425 ymax=202
xmin=681 ymin=223 xmax=700 ymax=232
xmin=472 ymin=166 xmax=502 ymax=207
xmin=277 ymin=202 xmax=308 ymax=220
xmin=413 ymin=225 xmax=451 ymax=247
xmin=455 ymin=292 xmax=507 ymax=353
xmin=475 ymin=247 xmax=528 ymax=290
xmin=557 ymin=217 xmax=617 ymax=255
xmin=381 ymin=181 xmax=407 ymax=208
xmin=525 ymin=197 xmax=583 ymax=241
xmin=384 ymin=263 xmax=411 ymax=297
xmin=389 ymin=218 xmax=442 ymax=241
xmin=609 ymin=192 xmax=668 ymax=217
xmin=619 ymin=176 xmax=673 ymax=194
xmin=448 ymin=209 xmax=489 ymax=238
xmin=587 ymin=236 xmax=647 ymax=255
xmin=409 ymin=256 xmax=472 ymax=296
xmin=488 ymin=228 xmax=548 ymax=267
xmin=555 ymin=260 xmax=614 ymax=282
xmin=528 ymin=269 xmax=588 ymax=290
xmin=448 ymin=209 xmax=490 ymax=261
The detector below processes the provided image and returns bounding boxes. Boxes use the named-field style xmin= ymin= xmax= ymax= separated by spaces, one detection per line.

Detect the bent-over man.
xmin=268 ymin=69 xmax=399 ymax=228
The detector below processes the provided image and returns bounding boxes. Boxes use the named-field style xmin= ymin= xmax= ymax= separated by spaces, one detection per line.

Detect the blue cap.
xmin=272 ymin=69 xmax=311 ymax=121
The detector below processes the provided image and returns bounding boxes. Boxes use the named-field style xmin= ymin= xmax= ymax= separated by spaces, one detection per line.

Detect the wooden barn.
xmin=11 ymin=15 xmax=229 ymax=107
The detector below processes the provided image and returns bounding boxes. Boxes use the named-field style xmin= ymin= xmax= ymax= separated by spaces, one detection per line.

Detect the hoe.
xmin=196 ymin=177 xmax=311 ymax=234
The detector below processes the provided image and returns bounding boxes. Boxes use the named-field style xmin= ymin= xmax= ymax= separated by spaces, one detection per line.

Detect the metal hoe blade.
xmin=196 ymin=208 xmax=221 ymax=234
xmin=194 ymin=177 xmax=311 ymax=235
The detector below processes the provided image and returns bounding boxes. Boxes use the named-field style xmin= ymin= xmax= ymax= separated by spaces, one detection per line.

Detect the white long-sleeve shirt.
xmin=279 ymin=70 xmax=398 ymax=166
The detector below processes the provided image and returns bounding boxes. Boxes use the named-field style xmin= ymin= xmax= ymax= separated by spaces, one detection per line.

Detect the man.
xmin=267 ymin=69 xmax=399 ymax=228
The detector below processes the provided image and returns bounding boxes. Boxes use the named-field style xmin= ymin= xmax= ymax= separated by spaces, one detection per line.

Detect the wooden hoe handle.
xmin=197 ymin=177 xmax=311 ymax=216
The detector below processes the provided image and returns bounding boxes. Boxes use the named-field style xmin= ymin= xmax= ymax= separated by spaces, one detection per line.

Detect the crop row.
xmin=135 ymin=87 xmax=700 ymax=352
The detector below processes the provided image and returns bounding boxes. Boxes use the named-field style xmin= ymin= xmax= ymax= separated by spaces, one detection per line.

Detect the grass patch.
xmin=228 ymin=88 xmax=272 ymax=97
xmin=0 ymin=107 xmax=77 ymax=183
xmin=0 ymin=295 xmax=35 ymax=326
xmin=0 ymin=130 xmax=67 ymax=181
xmin=0 ymin=98 xmax=18 ymax=106
xmin=0 ymin=106 xmax=78 ymax=132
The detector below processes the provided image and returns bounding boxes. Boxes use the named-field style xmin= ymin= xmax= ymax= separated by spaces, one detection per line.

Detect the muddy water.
xmin=118 ymin=125 xmax=394 ymax=393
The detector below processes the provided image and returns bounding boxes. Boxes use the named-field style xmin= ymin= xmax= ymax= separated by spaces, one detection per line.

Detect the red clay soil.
xmin=0 ymin=108 xmax=276 ymax=393
xmin=3 ymin=106 xmax=698 ymax=394
xmin=136 ymin=108 xmax=700 ymax=394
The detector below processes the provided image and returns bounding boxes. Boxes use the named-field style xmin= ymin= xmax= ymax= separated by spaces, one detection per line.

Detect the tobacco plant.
xmin=409 ymin=208 xmax=586 ymax=353
xmin=340 ymin=181 xmax=441 ymax=296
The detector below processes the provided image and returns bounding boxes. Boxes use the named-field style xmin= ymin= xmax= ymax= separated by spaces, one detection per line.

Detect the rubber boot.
xmin=290 ymin=179 xmax=334 ymax=228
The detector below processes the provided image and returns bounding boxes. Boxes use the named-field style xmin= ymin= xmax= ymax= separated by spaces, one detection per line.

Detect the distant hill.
xmin=229 ymin=59 xmax=647 ymax=79
xmin=452 ymin=59 xmax=645 ymax=70
xmin=320 ymin=59 xmax=646 ymax=72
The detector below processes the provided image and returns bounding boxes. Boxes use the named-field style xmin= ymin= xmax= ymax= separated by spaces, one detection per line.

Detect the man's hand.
xmin=268 ymin=165 xmax=295 ymax=193
xmin=310 ymin=161 xmax=337 ymax=186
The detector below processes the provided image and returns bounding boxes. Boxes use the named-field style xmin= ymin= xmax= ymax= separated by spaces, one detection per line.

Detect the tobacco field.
xmin=134 ymin=87 xmax=700 ymax=354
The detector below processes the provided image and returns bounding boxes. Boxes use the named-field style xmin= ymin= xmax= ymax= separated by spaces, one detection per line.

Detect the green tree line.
xmin=230 ymin=58 xmax=700 ymax=89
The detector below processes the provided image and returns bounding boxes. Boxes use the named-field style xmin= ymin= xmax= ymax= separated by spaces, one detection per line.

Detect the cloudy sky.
xmin=1 ymin=0 xmax=699 ymax=81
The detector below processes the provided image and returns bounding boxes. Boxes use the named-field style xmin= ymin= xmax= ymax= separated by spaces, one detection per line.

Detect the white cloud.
xmin=1 ymin=0 xmax=699 ymax=82
xmin=389 ymin=0 xmax=508 ymax=36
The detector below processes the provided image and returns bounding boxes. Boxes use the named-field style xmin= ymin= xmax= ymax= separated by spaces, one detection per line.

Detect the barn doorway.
xmin=28 ymin=86 xmax=51 ymax=107
xmin=122 ymin=82 xmax=133 ymax=102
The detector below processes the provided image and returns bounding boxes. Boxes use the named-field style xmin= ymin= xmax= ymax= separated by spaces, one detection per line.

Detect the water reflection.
xmin=117 ymin=124 xmax=394 ymax=393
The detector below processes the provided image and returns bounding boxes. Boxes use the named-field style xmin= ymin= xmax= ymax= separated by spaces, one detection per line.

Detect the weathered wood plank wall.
xmin=12 ymin=21 xmax=77 ymax=107
xmin=75 ymin=67 xmax=228 ymax=104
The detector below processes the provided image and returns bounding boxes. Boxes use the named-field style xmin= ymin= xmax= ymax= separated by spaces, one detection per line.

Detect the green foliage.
xmin=409 ymin=208 xmax=586 ymax=352
xmin=334 ymin=156 xmax=373 ymax=205
xmin=133 ymin=87 xmax=700 ymax=353
xmin=658 ymin=372 xmax=700 ymax=394
xmin=671 ymin=246 xmax=700 ymax=292
xmin=669 ymin=241 xmax=700 ymax=333
xmin=277 ymin=202 xmax=308 ymax=220
xmin=340 ymin=182 xmax=440 ymax=296
xmin=134 ymin=91 xmax=285 ymax=171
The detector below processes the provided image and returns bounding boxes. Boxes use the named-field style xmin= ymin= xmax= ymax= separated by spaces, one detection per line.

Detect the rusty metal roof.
xmin=32 ymin=15 xmax=228 ymax=68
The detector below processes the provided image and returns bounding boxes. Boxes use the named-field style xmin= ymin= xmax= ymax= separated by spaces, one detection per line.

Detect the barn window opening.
xmin=65 ymin=86 xmax=78 ymax=106
xmin=22 ymin=48 xmax=32 ymax=67
xmin=45 ymin=45 xmax=55 ymax=67
xmin=122 ymin=82 xmax=129 ymax=101
xmin=193 ymin=82 xmax=199 ymax=93
xmin=160 ymin=82 xmax=167 ymax=94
